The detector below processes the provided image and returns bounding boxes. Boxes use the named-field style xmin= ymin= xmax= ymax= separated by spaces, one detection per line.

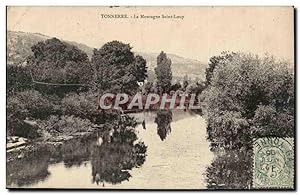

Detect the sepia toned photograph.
xmin=6 ymin=6 xmax=295 ymax=190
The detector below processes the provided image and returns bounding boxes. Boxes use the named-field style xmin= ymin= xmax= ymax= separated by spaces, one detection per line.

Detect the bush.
xmin=7 ymin=90 xmax=55 ymax=137
xmin=37 ymin=115 xmax=94 ymax=137
xmin=7 ymin=96 xmax=26 ymax=136
xmin=13 ymin=90 xmax=54 ymax=119
xmin=61 ymin=92 xmax=100 ymax=122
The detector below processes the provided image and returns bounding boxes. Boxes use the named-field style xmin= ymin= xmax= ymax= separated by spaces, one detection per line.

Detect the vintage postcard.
xmin=6 ymin=6 xmax=295 ymax=190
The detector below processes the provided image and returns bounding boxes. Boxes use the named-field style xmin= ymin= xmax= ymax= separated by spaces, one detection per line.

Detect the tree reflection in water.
xmin=155 ymin=110 xmax=173 ymax=141
xmin=49 ymin=135 xmax=97 ymax=167
xmin=7 ymin=115 xmax=147 ymax=187
xmin=91 ymin=115 xmax=147 ymax=185
xmin=7 ymin=147 xmax=50 ymax=187
xmin=205 ymin=149 xmax=252 ymax=189
xmin=7 ymin=135 xmax=97 ymax=187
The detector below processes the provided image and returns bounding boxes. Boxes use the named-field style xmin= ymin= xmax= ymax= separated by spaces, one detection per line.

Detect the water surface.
xmin=7 ymin=111 xmax=214 ymax=189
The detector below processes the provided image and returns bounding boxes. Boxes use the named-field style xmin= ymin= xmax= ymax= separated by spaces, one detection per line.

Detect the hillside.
xmin=135 ymin=52 xmax=206 ymax=81
xmin=7 ymin=31 xmax=94 ymax=66
xmin=7 ymin=31 xmax=206 ymax=80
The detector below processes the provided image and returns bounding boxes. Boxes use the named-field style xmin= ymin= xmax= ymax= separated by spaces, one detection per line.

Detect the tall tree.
xmin=27 ymin=38 xmax=92 ymax=95
xmin=155 ymin=51 xmax=172 ymax=94
xmin=182 ymin=74 xmax=189 ymax=90
xmin=91 ymin=41 xmax=147 ymax=94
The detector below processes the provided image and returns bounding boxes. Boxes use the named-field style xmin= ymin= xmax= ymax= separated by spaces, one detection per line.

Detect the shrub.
xmin=61 ymin=93 xmax=96 ymax=115
xmin=61 ymin=92 xmax=100 ymax=122
xmin=37 ymin=115 xmax=94 ymax=137
xmin=7 ymin=90 xmax=55 ymax=137
xmin=16 ymin=90 xmax=54 ymax=119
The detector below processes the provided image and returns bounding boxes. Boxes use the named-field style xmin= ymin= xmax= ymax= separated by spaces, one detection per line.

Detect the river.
xmin=7 ymin=111 xmax=215 ymax=189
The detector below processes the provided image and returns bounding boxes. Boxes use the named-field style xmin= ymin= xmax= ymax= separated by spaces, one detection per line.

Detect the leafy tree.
xmin=250 ymin=104 xmax=294 ymax=138
xmin=27 ymin=38 xmax=92 ymax=95
xmin=91 ymin=41 xmax=147 ymax=94
xmin=203 ymin=53 xmax=294 ymax=150
xmin=155 ymin=51 xmax=172 ymax=94
xmin=205 ymin=51 xmax=236 ymax=87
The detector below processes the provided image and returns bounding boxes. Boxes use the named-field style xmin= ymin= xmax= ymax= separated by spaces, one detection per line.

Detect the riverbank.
xmin=6 ymin=124 xmax=106 ymax=162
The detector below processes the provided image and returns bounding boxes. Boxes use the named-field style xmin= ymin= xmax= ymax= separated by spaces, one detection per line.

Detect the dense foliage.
xmin=37 ymin=115 xmax=94 ymax=138
xmin=7 ymin=90 xmax=55 ymax=137
xmin=26 ymin=38 xmax=92 ymax=96
xmin=206 ymin=150 xmax=252 ymax=189
xmin=202 ymin=53 xmax=294 ymax=151
xmin=28 ymin=38 xmax=92 ymax=85
xmin=91 ymin=41 xmax=147 ymax=94
xmin=7 ymin=38 xmax=148 ymax=139
xmin=7 ymin=65 xmax=33 ymax=94
xmin=155 ymin=51 xmax=172 ymax=94
xmin=91 ymin=115 xmax=146 ymax=185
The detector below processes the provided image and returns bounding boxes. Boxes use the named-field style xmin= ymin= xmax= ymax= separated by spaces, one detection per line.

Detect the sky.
xmin=7 ymin=6 xmax=294 ymax=63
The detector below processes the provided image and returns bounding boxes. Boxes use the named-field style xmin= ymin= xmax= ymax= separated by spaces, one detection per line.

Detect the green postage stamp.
xmin=253 ymin=137 xmax=294 ymax=189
